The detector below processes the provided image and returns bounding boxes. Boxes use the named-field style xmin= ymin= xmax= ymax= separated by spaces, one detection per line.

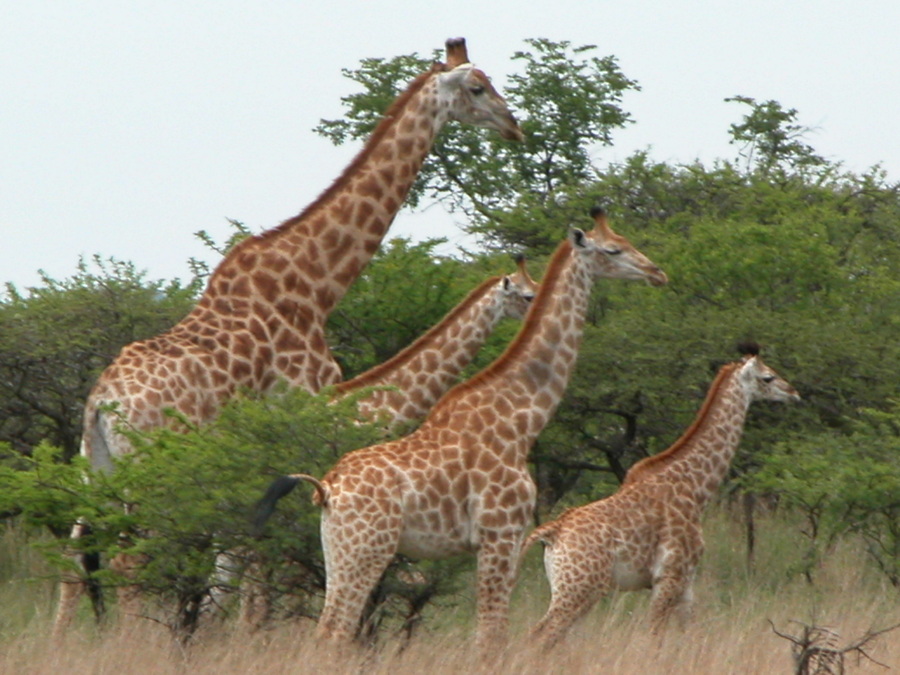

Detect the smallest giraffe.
xmin=521 ymin=342 xmax=800 ymax=648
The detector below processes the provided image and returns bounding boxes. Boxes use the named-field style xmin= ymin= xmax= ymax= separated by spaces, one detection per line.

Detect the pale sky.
xmin=3 ymin=1 xmax=898 ymax=292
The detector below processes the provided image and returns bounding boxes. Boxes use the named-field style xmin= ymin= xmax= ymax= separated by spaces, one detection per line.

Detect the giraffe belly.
xmin=397 ymin=523 xmax=473 ymax=559
xmin=611 ymin=558 xmax=652 ymax=591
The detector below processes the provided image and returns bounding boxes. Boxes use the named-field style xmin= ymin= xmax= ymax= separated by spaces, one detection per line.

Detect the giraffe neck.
xmin=187 ymin=66 xmax=448 ymax=329
xmin=626 ymin=366 xmax=751 ymax=510
xmin=429 ymin=241 xmax=591 ymax=450
xmin=335 ymin=276 xmax=509 ymax=426
xmin=159 ymin=68 xmax=451 ymax=394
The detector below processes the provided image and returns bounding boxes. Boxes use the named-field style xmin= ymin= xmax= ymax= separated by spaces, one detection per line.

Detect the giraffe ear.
xmin=570 ymin=228 xmax=588 ymax=249
xmin=440 ymin=62 xmax=474 ymax=87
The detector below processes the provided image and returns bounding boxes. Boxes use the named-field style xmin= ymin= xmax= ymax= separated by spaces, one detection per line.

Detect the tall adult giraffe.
xmin=54 ymin=37 xmax=522 ymax=635
xmin=336 ymin=256 xmax=537 ymax=428
xmin=255 ymin=207 xmax=668 ymax=652
xmin=521 ymin=343 xmax=800 ymax=649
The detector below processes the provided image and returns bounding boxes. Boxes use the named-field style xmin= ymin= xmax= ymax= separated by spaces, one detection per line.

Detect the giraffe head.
xmin=437 ymin=38 xmax=524 ymax=142
xmin=735 ymin=341 xmax=801 ymax=403
xmin=500 ymin=255 xmax=539 ymax=319
xmin=570 ymin=206 xmax=669 ymax=286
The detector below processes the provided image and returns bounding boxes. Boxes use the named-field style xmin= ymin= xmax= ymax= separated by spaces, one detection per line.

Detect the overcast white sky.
xmin=3 ymin=1 xmax=898 ymax=292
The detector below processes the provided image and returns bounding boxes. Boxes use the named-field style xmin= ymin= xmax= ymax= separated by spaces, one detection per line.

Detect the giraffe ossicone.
xmin=521 ymin=342 xmax=800 ymax=649
xmin=254 ymin=207 xmax=667 ymax=651
xmin=53 ymin=37 xmax=522 ymax=637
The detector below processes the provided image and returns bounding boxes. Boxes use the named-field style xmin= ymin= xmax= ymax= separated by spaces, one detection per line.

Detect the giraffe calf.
xmin=521 ymin=343 xmax=800 ymax=648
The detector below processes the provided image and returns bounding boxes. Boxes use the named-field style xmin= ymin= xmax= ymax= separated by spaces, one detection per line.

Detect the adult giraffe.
xmin=521 ymin=343 xmax=800 ymax=649
xmin=54 ymin=37 xmax=522 ymax=635
xmin=255 ymin=207 xmax=667 ymax=652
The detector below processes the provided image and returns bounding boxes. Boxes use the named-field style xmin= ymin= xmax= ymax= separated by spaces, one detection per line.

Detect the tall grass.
xmin=2 ymin=508 xmax=899 ymax=674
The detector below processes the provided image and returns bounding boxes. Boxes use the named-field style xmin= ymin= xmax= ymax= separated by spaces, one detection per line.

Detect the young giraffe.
xmin=336 ymin=256 xmax=537 ymax=428
xmin=54 ymin=37 xmax=522 ymax=635
xmin=521 ymin=343 xmax=800 ymax=649
xmin=255 ymin=207 xmax=668 ymax=651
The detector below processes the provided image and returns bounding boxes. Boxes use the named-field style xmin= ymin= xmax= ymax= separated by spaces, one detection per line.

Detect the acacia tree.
xmin=0 ymin=258 xmax=200 ymax=460
xmin=746 ymin=403 xmax=900 ymax=586
xmin=725 ymin=95 xmax=828 ymax=180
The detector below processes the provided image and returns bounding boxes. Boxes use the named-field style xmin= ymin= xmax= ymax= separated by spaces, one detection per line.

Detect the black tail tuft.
xmin=251 ymin=475 xmax=301 ymax=536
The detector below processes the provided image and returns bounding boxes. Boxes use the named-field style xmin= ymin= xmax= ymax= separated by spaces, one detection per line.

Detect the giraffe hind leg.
xmin=530 ymin=582 xmax=609 ymax=650
xmin=530 ymin=548 xmax=612 ymax=650
xmin=316 ymin=508 xmax=400 ymax=644
xmin=316 ymin=549 xmax=396 ymax=643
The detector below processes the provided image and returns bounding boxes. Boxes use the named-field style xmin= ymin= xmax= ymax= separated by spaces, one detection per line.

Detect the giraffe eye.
xmin=761 ymin=375 xmax=775 ymax=383
xmin=604 ymin=248 xmax=622 ymax=256
xmin=469 ymin=85 xmax=485 ymax=96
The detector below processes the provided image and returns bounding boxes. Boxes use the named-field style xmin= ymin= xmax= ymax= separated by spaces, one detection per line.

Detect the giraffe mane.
xmin=218 ymin=61 xmax=447 ymax=264
xmin=622 ymin=360 xmax=742 ymax=485
xmin=334 ymin=275 xmax=503 ymax=394
xmin=426 ymin=239 xmax=574 ymax=409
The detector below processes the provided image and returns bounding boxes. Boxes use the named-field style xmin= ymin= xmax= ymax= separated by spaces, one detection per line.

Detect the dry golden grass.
xmin=3 ymin=511 xmax=900 ymax=674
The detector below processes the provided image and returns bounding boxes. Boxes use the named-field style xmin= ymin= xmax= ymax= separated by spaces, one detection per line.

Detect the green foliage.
xmin=503 ymin=39 xmax=638 ymax=197
xmin=745 ymin=403 xmax=900 ymax=586
xmin=726 ymin=95 xmax=828 ymax=180
xmin=0 ymin=257 xmax=200 ymax=459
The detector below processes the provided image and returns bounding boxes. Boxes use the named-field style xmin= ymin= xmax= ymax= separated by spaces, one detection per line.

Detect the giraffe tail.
xmin=521 ymin=521 xmax=559 ymax=557
xmin=517 ymin=521 xmax=559 ymax=576
xmin=251 ymin=474 xmax=329 ymax=536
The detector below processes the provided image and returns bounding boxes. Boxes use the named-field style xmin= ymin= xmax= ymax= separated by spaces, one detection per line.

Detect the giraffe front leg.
xmin=109 ymin=549 xmax=147 ymax=631
xmin=650 ymin=534 xmax=701 ymax=633
xmin=474 ymin=532 xmax=519 ymax=655
xmin=648 ymin=570 xmax=694 ymax=634
xmin=52 ymin=519 xmax=92 ymax=639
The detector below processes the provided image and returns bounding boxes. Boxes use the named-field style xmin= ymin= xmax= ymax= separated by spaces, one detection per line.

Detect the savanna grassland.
xmin=3 ymin=508 xmax=899 ymax=675
xmin=3 ymin=39 xmax=900 ymax=675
